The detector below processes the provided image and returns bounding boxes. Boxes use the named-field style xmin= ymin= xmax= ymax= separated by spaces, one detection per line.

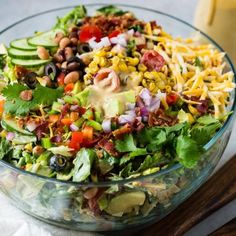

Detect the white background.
xmin=0 ymin=0 xmax=235 ymax=236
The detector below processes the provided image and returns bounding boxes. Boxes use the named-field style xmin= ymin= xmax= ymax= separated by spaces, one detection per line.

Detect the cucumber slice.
xmin=28 ymin=29 xmax=64 ymax=48
xmin=1 ymin=116 xmax=33 ymax=136
xmin=11 ymin=58 xmax=50 ymax=68
xmin=8 ymin=48 xmax=39 ymax=59
xmin=10 ymin=38 xmax=37 ymax=51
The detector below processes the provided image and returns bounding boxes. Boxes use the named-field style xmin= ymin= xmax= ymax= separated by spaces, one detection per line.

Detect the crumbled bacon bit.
xmin=112 ymin=123 xmax=132 ymax=139
xmin=133 ymin=118 xmax=145 ymax=132
xmin=83 ymin=14 xmax=145 ymax=36
xmin=14 ymin=66 xmax=29 ymax=79
xmin=148 ymin=109 xmax=177 ymax=127
xmin=35 ymin=122 xmax=49 ymax=140
xmin=97 ymin=138 xmax=119 ymax=157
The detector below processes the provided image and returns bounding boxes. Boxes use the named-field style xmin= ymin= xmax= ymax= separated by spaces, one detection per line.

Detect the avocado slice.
xmin=103 ymin=98 xmax=125 ymax=118
xmin=113 ymin=90 xmax=136 ymax=103
xmin=105 ymin=191 xmax=146 ymax=217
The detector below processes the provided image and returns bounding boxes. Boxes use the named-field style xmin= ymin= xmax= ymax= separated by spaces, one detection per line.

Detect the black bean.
xmin=67 ymin=61 xmax=80 ymax=71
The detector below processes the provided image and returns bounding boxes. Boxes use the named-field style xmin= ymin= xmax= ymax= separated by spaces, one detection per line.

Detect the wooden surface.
xmin=209 ymin=217 xmax=236 ymax=236
xmin=126 ymin=155 xmax=236 ymax=236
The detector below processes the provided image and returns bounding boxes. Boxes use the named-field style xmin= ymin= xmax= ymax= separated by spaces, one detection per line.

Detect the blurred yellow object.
xmin=194 ymin=0 xmax=236 ymax=64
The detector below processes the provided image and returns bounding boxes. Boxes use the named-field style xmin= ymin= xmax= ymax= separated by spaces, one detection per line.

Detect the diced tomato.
xmin=79 ymin=25 xmax=102 ymax=43
xmin=0 ymin=100 xmax=4 ymax=116
xmin=64 ymin=83 xmax=74 ymax=92
xmin=69 ymin=131 xmax=84 ymax=150
xmin=166 ymin=93 xmax=179 ymax=106
xmin=108 ymin=29 xmax=121 ymax=38
xmin=61 ymin=118 xmax=73 ymax=126
xmin=82 ymin=126 xmax=93 ymax=140
xmin=49 ymin=114 xmax=59 ymax=123
xmin=57 ymin=73 xmax=65 ymax=86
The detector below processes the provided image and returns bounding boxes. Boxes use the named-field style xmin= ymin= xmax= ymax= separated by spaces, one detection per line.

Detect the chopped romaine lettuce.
xmin=73 ymin=148 xmax=95 ymax=182
xmin=54 ymin=5 xmax=87 ymax=31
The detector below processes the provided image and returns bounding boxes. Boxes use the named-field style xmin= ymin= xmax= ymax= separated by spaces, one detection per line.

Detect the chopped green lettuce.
xmin=115 ymin=134 xmax=137 ymax=152
xmin=0 ymin=138 xmax=12 ymax=160
xmin=73 ymin=148 xmax=95 ymax=182
xmin=54 ymin=5 xmax=87 ymax=31
xmin=97 ymin=5 xmax=127 ymax=16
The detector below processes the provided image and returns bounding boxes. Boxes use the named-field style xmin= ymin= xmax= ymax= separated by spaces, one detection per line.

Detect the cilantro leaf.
xmin=196 ymin=115 xmax=219 ymax=125
xmin=2 ymin=84 xmax=63 ymax=116
xmin=176 ymin=135 xmax=201 ymax=168
xmin=97 ymin=5 xmax=127 ymax=16
xmin=33 ymin=85 xmax=63 ymax=106
xmin=119 ymin=162 xmax=133 ymax=177
xmin=137 ymin=153 xmax=161 ymax=172
xmin=72 ymin=148 xmax=95 ymax=182
xmin=119 ymin=148 xmax=147 ymax=165
xmin=115 ymin=134 xmax=137 ymax=152
xmin=191 ymin=116 xmax=222 ymax=145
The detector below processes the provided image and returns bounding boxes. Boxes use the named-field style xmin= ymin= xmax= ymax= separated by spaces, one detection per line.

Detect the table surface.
xmin=0 ymin=0 xmax=235 ymax=235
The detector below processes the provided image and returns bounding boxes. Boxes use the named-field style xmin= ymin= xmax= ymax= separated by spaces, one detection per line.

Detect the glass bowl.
xmin=0 ymin=4 xmax=235 ymax=232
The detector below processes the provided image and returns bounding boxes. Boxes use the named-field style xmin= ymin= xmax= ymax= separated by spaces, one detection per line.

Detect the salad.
xmin=0 ymin=5 xmax=235 ymax=184
xmin=0 ymin=5 xmax=235 ymax=227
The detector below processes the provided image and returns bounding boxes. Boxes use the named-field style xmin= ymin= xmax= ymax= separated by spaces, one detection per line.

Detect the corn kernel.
xmin=138 ymin=64 xmax=147 ymax=72
xmin=165 ymin=85 xmax=172 ymax=93
xmin=157 ymin=81 xmax=166 ymax=90
xmin=0 ymin=130 xmax=7 ymax=138
xmin=149 ymin=82 xmax=156 ymax=91
xmin=132 ymin=51 xmax=141 ymax=59
xmin=24 ymin=143 xmax=33 ymax=152
xmin=119 ymin=62 xmax=128 ymax=72
xmin=188 ymin=104 xmax=199 ymax=115
xmin=93 ymin=56 xmax=100 ymax=65
xmin=142 ymin=79 xmax=147 ymax=87
xmin=95 ymin=50 xmax=106 ymax=57
xmin=99 ymin=57 xmax=107 ymax=67
xmin=128 ymin=66 xmax=136 ymax=72
xmin=127 ymin=57 xmax=139 ymax=66
xmin=117 ymin=53 xmax=125 ymax=58
xmin=144 ymin=72 xmax=155 ymax=80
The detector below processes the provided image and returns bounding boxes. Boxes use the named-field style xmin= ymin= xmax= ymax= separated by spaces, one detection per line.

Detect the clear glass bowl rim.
xmin=0 ymin=3 xmax=235 ymax=187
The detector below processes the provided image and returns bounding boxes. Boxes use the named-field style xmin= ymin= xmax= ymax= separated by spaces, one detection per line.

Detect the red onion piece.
xmin=50 ymin=135 xmax=62 ymax=143
xmin=70 ymin=105 xmax=80 ymax=111
xmin=139 ymin=88 xmax=152 ymax=106
xmin=140 ymin=106 xmax=149 ymax=117
xmin=127 ymin=103 xmax=136 ymax=110
xmin=118 ymin=110 xmax=136 ymax=125
xmin=102 ymin=119 xmax=111 ymax=133
xmin=70 ymin=123 xmax=79 ymax=132
xmin=149 ymin=96 xmax=161 ymax=112
xmin=6 ymin=132 xmax=15 ymax=141
xmin=143 ymin=116 xmax=148 ymax=122
xmin=26 ymin=121 xmax=37 ymax=132
xmin=196 ymin=100 xmax=208 ymax=114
